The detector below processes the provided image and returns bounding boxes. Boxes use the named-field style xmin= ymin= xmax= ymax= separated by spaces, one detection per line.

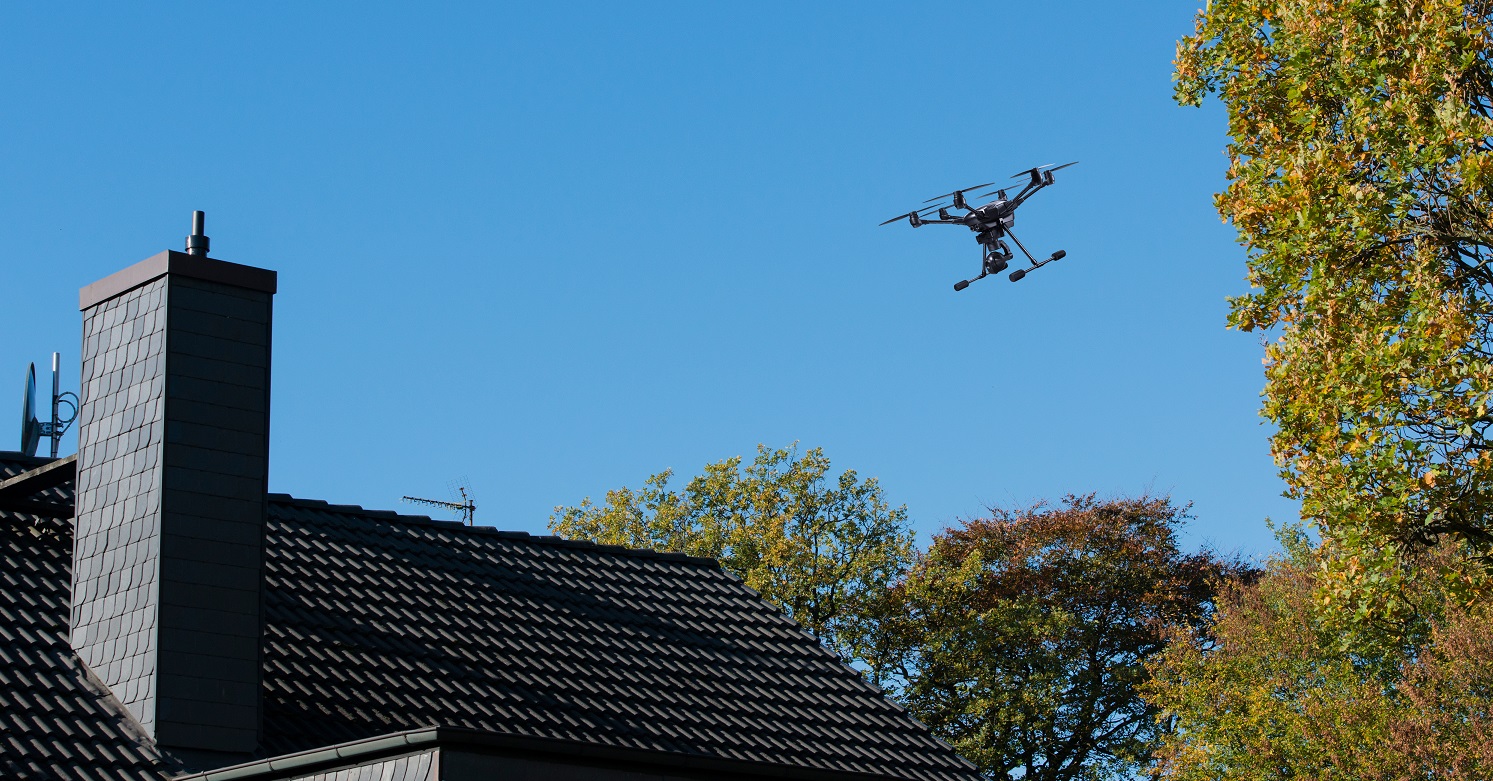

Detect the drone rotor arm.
xmin=1007 ymin=179 xmax=1048 ymax=209
xmin=1005 ymin=161 xmax=1076 ymax=206
xmin=881 ymin=200 xmax=963 ymax=225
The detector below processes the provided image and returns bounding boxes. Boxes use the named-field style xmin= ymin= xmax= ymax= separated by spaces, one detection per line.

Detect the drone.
xmin=880 ymin=162 xmax=1076 ymax=292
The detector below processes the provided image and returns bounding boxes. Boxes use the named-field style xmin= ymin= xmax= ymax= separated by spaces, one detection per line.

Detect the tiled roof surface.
xmin=0 ymin=453 xmax=74 ymax=506
xmin=0 ymin=457 xmax=167 ymax=781
xmin=0 ymin=454 xmax=978 ymax=781
xmin=261 ymin=497 xmax=978 ymax=781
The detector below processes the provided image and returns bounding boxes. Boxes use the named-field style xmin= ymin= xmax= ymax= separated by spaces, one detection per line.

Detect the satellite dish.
xmin=20 ymin=363 xmax=40 ymax=457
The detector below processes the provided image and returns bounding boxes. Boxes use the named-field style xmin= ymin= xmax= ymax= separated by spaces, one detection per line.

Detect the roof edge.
xmin=0 ymin=454 xmax=75 ymax=517
xmin=268 ymin=493 xmax=724 ymax=568
xmin=175 ymin=726 xmax=959 ymax=781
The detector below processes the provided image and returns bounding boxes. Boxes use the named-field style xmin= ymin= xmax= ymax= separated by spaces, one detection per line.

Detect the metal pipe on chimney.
xmin=185 ymin=210 xmax=210 ymax=256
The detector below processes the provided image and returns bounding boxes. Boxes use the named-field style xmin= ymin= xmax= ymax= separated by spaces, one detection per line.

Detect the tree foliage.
xmin=860 ymin=496 xmax=1248 ymax=781
xmin=1175 ymin=0 xmax=1493 ymax=619
xmin=1146 ymin=527 xmax=1493 ymax=781
xmin=550 ymin=444 xmax=915 ymax=658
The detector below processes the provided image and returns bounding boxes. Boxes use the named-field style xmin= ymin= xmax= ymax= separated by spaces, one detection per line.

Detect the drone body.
xmin=881 ymin=162 xmax=1075 ymax=291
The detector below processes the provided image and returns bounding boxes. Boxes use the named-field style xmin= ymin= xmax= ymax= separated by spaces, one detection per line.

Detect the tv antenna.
xmin=19 ymin=353 xmax=78 ymax=458
xmin=402 ymin=480 xmax=476 ymax=525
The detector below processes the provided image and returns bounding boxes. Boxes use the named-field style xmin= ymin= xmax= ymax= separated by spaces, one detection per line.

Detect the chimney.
xmin=70 ymin=213 xmax=275 ymax=760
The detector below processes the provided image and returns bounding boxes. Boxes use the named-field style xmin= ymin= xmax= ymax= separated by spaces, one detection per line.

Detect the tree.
xmin=1155 ymin=7 xmax=1493 ymax=775
xmin=859 ymin=495 xmax=1248 ymax=781
xmin=550 ymin=444 xmax=915 ymax=659
xmin=1146 ymin=525 xmax=1493 ymax=781
xmin=1174 ymin=0 xmax=1493 ymax=620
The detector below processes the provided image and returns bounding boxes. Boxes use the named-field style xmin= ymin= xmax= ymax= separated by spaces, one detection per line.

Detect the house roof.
xmin=0 ymin=454 xmax=980 ymax=781
xmin=0 ymin=456 xmax=170 ymax=781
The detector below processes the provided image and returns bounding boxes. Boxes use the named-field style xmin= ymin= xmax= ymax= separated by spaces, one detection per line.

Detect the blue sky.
xmin=0 ymin=2 xmax=1296 ymax=558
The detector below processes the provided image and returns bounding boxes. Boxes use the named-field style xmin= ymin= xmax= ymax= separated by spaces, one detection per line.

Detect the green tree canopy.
xmin=860 ymin=496 xmax=1248 ymax=781
xmin=1151 ymin=5 xmax=1493 ymax=776
xmin=1175 ymin=0 xmax=1493 ymax=622
xmin=549 ymin=444 xmax=915 ymax=659
xmin=1146 ymin=528 xmax=1493 ymax=780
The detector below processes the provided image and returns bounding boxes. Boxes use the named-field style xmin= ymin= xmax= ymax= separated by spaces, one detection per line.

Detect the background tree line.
xmin=559 ymin=3 xmax=1493 ymax=778
xmin=552 ymin=445 xmax=1250 ymax=781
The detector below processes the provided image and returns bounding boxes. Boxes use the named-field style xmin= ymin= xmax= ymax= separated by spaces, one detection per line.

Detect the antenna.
xmin=19 ymin=353 xmax=77 ymax=458
xmin=402 ymin=483 xmax=476 ymax=525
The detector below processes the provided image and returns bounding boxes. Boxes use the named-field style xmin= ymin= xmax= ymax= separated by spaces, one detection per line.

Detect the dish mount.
xmin=20 ymin=353 xmax=78 ymax=458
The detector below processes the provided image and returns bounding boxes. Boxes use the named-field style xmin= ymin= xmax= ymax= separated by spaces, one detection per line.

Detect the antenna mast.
xmin=21 ymin=352 xmax=78 ymax=458
xmin=401 ymin=486 xmax=476 ymax=525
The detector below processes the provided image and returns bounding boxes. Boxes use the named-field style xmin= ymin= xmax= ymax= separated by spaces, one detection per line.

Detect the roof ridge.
xmin=267 ymin=493 xmax=724 ymax=568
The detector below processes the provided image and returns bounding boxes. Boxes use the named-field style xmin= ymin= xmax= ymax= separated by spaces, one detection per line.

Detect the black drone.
xmin=880 ymin=162 xmax=1076 ymax=292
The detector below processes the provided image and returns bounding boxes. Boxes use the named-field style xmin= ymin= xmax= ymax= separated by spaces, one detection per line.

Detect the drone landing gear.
xmin=1001 ymin=229 xmax=1067 ymax=280
xmin=1008 ymin=250 xmax=1067 ymax=282
xmin=953 ymin=233 xmax=1069 ymax=291
xmin=954 ymin=243 xmax=1012 ymax=292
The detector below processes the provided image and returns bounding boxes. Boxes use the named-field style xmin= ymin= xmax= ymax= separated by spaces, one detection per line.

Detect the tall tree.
xmin=860 ymin=496 xmax=1247 ymax=781
xmin=1151 ymin=6 xmax=1493 ymax=776
xmin=1174 ymin=0 xmax=1493 ymax=622
xmin=550 ymin=444 xmax=915 ymax=659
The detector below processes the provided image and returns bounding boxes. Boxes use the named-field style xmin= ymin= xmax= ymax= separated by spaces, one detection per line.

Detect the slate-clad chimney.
xmin=70 ymin=216 xmax=275 ymax=758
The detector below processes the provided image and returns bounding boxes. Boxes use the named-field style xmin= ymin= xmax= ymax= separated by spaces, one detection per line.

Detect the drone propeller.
xmin=922 ymin=182 xmax=995 ymax=204
xmin=881 ymin=202 xmax=959 ymax=225
xmin=1010 ymin=161 xmax=1079 ymax=179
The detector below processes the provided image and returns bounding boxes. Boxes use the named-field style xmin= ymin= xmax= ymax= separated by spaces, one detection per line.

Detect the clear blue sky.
xmin=0 ymin=2 xmax=1296 ymax=559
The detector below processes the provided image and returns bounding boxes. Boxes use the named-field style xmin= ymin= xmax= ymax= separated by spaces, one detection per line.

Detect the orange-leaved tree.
xmin=859 ymin=496 xmax=1249 ymax=781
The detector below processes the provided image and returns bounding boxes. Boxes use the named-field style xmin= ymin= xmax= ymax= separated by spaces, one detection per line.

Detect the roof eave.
xmin=174 ymin=726 xmax=963 ymax=781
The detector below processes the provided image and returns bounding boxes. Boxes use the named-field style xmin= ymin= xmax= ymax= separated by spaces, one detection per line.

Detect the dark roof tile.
xmin=2 ymin=460 xmax=979 ymax=781
xmin=0 ymin=461 xmax=168 ymax=780
xmin=253 ymin=496 xmax=978 ymax=781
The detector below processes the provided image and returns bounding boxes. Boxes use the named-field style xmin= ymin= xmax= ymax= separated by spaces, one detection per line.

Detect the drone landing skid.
xmin=955 ymin=249 xmax=1067 ymax=292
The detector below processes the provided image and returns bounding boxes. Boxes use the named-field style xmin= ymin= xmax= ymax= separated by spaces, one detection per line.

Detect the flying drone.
xmin=880 ymin=162 xmax=1077 ymax=292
